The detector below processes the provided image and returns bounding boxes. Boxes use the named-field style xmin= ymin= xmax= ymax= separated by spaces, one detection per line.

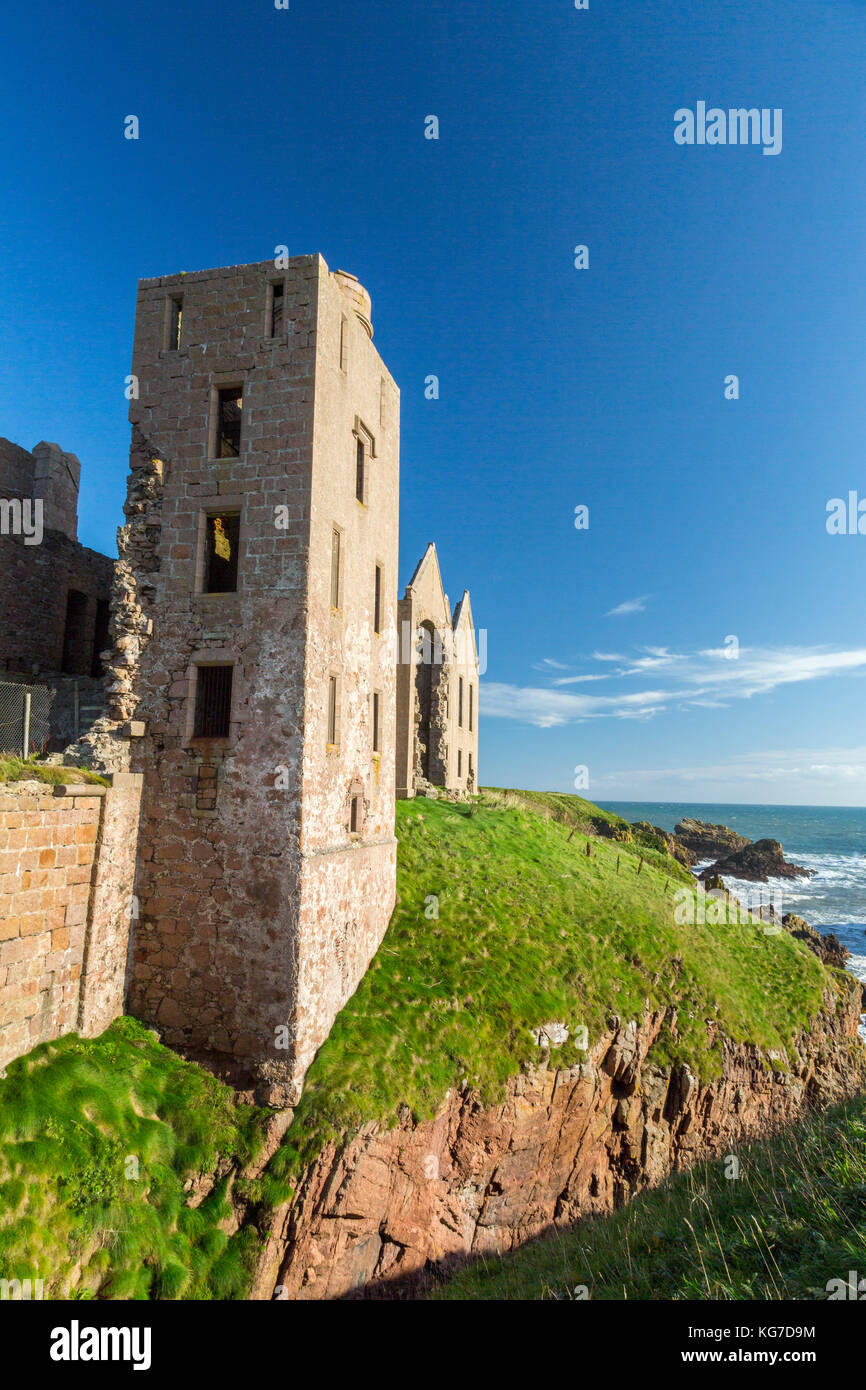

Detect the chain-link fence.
xmin=0 ymin=677 xmax=107 ymax=757
xmin=0 ymin=681 xmax=53 ymax=756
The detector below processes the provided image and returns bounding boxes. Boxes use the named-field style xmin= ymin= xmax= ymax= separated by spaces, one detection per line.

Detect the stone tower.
xmin=119 ymin=255 xmax=400 ymax=1102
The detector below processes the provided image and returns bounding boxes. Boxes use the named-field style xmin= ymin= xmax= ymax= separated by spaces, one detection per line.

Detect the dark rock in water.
xmin=781 ymin=914 xmax=850 ymax=969
xmin=699 ymin=838 xmax=814 ymax=884
xmin=673 ymin=818 xmax=751 ymax=864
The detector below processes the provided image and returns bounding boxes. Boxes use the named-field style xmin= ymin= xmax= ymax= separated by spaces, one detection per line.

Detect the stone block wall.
xmin=121 ymin=259 xmax=319 ymax=1087
xmin=0 ymin=437 xmax=113 ymax=680
xmin=396 ymin=544 xmax=479 ymax=799
xmin=0 ymin=774 xmax=142 ymax=1071
xmin=117 ymin=254 xmax=400 ymax=1102
xmin=293 ymin=265 xmax=399 ymax=1083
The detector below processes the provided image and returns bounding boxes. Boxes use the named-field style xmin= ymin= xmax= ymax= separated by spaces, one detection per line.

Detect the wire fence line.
xmin=0 ymin=681 xmax=53 ymax=757
xmin=0 ymin=679 xmax=104 ymax=757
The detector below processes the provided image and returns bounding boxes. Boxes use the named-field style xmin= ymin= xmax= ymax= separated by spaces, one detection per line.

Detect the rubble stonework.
xmin=396 ymin=543 xmax=479 ymax=798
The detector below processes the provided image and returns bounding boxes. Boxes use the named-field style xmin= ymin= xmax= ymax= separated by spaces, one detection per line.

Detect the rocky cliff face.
xmin=673 ymin=818 xmax=751 ymax=863
xmin=251 ymin=977 xmax=866 ymax=1300
xmin=782 ymin=914 xmax=850 ymax=971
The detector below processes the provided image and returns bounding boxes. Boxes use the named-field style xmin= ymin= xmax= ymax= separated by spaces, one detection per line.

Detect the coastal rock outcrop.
xmin=781 ymin=914 xmax=849 ymax=970
xmin=700 ymin=838 xmax=814 ymax=884
xmin=252 ymin=977 xmax=866 ymax=1301
xmin=630 ymin=821 xmax=692 ymax=867
xmin=673 ymin=818 xmax=751 ymax=864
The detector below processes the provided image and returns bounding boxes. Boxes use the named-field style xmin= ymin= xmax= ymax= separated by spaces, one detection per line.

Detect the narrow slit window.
xmin=327 ymin=675 xmax=338 ymax=745
xmin=61 ymin=589 xmax=88 ymax=674
xmin=373 ymin=564 xmax=382 ymax=634
xmin=167 ymin=295 xmax=183 ymax=352
xmin=349 ymin=794 xmax=361 ymax=834
xmin=194 ymin=665 xmax=233 ymax=739
xmin=91 ymin=599 xmax=110 ymax=678
xmin=469 ymin=684 xmax=474 ymax=733
xmin=468 ymin=753 xmax=474 ymax=781
xmin=269 ymin=281 xmax=284 ymax=338
xmin=216 ymin=388 xmax=243 ymax=457
xmin=330 ymin=528 xmax=341 ymax=609
xmin=372 ymin=692 xmax=381 ymax=753
xmin=458 ymin=676 xmax=464 ymax=728
xmin=356 ymin=436 xmax=366 ymax=504
xmin=205 ymin=512 xmax=241 ymax=593
xmin=458 ymin=749 xmax=463 ymax=779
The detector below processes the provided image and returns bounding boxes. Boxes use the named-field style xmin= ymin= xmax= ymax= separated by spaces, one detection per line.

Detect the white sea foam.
xmin=693 ymin=852 xmax=866 ymax=1041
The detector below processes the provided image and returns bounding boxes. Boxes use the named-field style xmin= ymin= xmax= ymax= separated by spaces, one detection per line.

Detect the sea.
xmin=597 ymin=802 xmax=866 ymax=999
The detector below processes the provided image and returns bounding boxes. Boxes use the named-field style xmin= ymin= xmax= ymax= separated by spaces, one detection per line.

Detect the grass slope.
xmin=268 ymin=790 xmax=832 ymax=1186
xmin=433 ymin=1093 xmax=866 ymax=1300
xmin=0 ymin=1019 xmax=266 ymax=1299
xmin=0 ymin=788 xmax=848 ymax=1299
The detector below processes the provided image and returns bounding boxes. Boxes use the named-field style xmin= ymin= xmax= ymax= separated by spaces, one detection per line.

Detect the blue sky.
xmin=2 ymin=0 xmax=866 ymax=804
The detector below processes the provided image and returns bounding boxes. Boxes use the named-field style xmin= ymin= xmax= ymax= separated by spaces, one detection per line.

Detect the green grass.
xmin=483 ymin=786 xmax=690 ymax=872
xmin=0 ymin=756 xmax=108 ymax=787
xmin=0 ymin=786 xmax=855 ymax=1299
xmin=0 ymin=1018 xmax=267 ymax=1299
xmin=267 ymin=789 xmax=837 ymax=1188
xmin=432 ymin=1093 xmax=866 ymax=1300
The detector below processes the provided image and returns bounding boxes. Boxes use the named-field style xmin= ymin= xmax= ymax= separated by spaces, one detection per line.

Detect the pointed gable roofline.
xmin=451 ymin=590 xmax=478 ymax=663
xmin=403 ymin=541 xmax=452 ymax=625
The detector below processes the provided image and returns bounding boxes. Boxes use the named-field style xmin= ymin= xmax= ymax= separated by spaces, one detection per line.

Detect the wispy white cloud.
xmin=532 ymin=657 xmax=571 ymax=672
xmin=590 ymin=746 xmax=866 ymax=800
xmin=616 ymin=647 xmax=684 ymax=676
xmin=605 ymin=595 xmax=651 ymax=617
xmin=551 ymin=673 xmax=611 ymax=686
xmin=482 ymin=682 xmax=669 ymax=728
xmin=483 ymin=644 xmax=866 ymax=729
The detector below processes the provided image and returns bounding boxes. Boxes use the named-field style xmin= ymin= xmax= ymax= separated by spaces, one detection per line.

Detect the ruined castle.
xmin=0 ymin=255 xmax=479 ymax=1101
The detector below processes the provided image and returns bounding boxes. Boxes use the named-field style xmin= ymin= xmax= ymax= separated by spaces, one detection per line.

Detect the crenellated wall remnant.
xmin=0 ymin=437 xmax=113 ymax=685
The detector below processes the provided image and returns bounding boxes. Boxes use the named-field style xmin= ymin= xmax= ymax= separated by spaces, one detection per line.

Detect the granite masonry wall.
xmin=114 ymin=255 xmax=399 ymax=1102
xmin=0 ymin=775 xmax=142 ymax=1071
xmin=0 ymin=438 xmax=113 ymax=681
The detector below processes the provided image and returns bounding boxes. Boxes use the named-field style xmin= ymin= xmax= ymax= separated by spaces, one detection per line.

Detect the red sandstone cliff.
xmin=249 ymin=978 xmax=866 ymax=1300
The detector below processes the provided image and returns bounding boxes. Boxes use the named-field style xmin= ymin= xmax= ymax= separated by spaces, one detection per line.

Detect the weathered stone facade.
xmin=113 ymin=256 xmax=400 ymax=1102
xmin=396 ymin=543 xmax=479 ymax=798
xmin=0 ymin=255 xmax=481 ymax=1099
xmin=0 ymin=438 xmax=113 ymax=681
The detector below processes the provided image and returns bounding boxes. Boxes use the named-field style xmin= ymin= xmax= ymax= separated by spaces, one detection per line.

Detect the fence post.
xmin=23 ymin=692 xmax=31 ymax=760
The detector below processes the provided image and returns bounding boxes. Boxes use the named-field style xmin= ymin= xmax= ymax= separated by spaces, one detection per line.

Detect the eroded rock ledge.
xmin=251 ymin=978 xmax=866 ymax=1300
